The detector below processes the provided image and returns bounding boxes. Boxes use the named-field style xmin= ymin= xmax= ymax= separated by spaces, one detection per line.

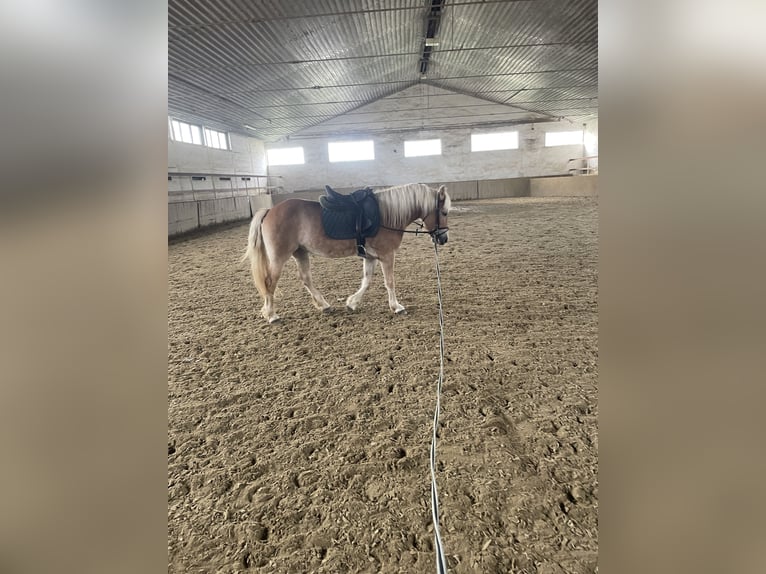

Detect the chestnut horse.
xmin=242 ymin=183 xmax=450 ymax=323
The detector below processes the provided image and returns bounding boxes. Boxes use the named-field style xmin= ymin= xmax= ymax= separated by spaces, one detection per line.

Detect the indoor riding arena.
xmin=168 ymin=2 xmax=598 ymax=573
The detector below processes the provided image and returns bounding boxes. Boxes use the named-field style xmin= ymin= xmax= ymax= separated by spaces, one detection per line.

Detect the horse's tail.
xmin=242 ymin=208 xmax=270 ymax=297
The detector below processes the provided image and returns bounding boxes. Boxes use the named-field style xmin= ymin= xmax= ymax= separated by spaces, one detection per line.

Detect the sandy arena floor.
xmin=168 ymin=197 xmax=598 ymax=573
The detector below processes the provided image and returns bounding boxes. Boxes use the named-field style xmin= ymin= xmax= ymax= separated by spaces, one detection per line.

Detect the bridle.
xmin=430 ymin=201 xmax=449 ymax=243
xmin=380 ymin=197 xmax=449 ymax=243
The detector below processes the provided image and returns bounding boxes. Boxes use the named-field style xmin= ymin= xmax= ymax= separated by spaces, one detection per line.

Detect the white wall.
xmin=268 ymin=121 xmax=587 ymax=192
xmin=531 ymin=174 xmax=598 ymax=197
xmin=582 ymin=118 xmax=598 ymax=174
xmin=584 ymin=118 xmax=598 ymax=157
xmin=168 ymin=132 xmax=266 ymax=176
xmin=167 ymin=131 xmax=268 ymax=235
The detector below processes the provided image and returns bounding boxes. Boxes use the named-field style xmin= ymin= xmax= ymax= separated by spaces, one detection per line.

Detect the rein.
xmin=430 ymin=239 xmax=448 ymax=574
xmin=379 ymin=221 xmax=432 ymax=235
xmin=383 ymin=193 xmax=450 ymax=572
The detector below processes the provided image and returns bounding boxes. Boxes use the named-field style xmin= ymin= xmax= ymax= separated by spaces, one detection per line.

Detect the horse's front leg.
xmin=346 ymin=257 xmax=376 ymax=311
xmin=379 ymin=253 xmax=406 ymax=314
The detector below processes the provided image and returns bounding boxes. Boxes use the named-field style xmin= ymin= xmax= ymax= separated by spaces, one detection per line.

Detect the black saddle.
xmin=319 ymin=186 xmax=380 ymax=257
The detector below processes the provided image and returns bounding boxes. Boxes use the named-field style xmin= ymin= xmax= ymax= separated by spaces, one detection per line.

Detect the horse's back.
xmin=272 ymin=197 xmax=319 ymax=210
xmin=265 ymin=197 xmax=362 ymax=258
xmin=269 ymin=197 xmax=321 ymax=221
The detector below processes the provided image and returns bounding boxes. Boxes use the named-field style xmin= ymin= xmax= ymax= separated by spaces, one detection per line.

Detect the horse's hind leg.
xmin=261 ymin=278 xmax=281 ymax=323
xmin=293 ymin=249 xmax=331 ymax=312
xmin=346 ymin=257 xmax=376 ymax=311
xmin=262 ymin=257 xmax=287 ymax=323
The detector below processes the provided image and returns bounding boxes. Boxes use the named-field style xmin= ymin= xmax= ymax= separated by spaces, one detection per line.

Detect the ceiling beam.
xmin=421 ymin=80 xmax=562 ymax=120
xmin=204 ymin=94 xmax=596 ymax=111
xmin=287 ymin=118 xmax=561 ymax=140
xmin=169 ymin=73 xmax=273 ymax=120
xmin=170 ymin=41 xmax=597 ymax=72
xmin=203 ymin=70 xmax=596 ymax=97
xmin=419 ymin=0 xmax=446 ymax=77
xmin=169 ymin=1 xmax=527 ymax=32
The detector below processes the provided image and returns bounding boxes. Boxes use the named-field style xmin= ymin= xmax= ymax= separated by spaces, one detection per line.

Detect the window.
xmin=204 ymin=127 xmax=229 ymax=150
xmin=169 ymin=118 xmax=230 ymax=150
xmin=170 ymin=119 xmax=202 ymax=145
xmin=267 ymin=147 xmax=305 ymax=166
xmin=471 ymin=131 xmax=518 ymax=152
xmin=404 ymin=139 xmax=441 ymax=157
xmin=328 ymin=140 xmax=374 ymax=162
xmin=545 ymin=130 xmax=583 ymax=147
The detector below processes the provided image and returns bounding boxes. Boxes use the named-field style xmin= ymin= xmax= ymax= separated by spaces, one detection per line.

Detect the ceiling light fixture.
xmin=244 ymin=124 xmax=257 ymax=131
xmin=424 ymin=37 xmax=439 ymax=47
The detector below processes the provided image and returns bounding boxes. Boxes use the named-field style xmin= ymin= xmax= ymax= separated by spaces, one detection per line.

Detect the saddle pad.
xmin=320 ymin=193 xmax=380 ymax=240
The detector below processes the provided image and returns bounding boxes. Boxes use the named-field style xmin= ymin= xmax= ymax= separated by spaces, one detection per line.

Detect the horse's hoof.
xmin=395 ymin=308 xmax=407 ymax=315
xmin=346 ymin=305 xmax=357 ymax=313
xmin=322 ymin=306 xmax=334 ymax=314
xmin=268 ymin=316 xmax=282 ymax=324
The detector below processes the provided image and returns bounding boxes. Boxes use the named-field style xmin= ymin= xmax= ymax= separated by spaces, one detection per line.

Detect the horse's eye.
xmin=441 ymin=210 xmax=448 ymax=216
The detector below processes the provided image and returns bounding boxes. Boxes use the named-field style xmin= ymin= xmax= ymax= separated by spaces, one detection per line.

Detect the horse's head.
xmin=422 ymin=185 xmax=450 ymax=245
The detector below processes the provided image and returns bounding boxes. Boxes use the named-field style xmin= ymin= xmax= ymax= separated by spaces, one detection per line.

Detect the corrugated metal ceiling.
xmin=169 ymin=0 xmax=597 ymax=141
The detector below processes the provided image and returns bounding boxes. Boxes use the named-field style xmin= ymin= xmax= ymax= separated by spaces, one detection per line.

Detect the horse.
xmin=242 ymin=183 xmax=450 ymax=323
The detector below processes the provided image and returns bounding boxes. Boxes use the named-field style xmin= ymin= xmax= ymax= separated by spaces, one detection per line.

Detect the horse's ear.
xmin=438 ymin=185 xmax=446 ymax=200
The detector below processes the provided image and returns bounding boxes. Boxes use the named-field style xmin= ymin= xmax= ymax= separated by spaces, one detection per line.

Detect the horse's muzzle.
xmin=433 ymin=229 xmax=448 ymax=245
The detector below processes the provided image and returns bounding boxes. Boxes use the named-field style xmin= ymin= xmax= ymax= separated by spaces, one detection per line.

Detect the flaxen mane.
xmin=374 ymin=183 xmax=449 ymax=229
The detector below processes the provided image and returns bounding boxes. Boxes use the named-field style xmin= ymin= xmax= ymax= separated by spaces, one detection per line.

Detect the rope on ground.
xmin=430 ymin=241 xmax=448 ymax=574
